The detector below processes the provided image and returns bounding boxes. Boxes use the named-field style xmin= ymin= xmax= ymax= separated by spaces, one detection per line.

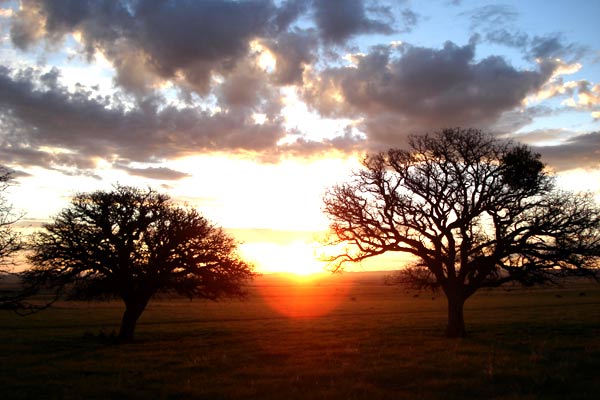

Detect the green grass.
xmin=1 ymin=274 xmax=598 ymax=399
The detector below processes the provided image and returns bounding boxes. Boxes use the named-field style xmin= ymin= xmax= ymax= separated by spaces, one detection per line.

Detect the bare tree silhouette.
xmin=323 ymin=128 xmax=600 ymax=337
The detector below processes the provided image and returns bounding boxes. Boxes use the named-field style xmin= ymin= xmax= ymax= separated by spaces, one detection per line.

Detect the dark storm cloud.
xmin=302 ymin=41 xmax=556 ymax=147
xmin=532 ymin=132 xmax=600 ymax=171
xmin=0 ymin=66 xmax=286 ymax=172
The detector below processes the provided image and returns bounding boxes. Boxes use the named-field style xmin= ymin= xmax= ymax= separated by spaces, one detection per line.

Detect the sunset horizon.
xmin=2 ymin=3 xmax=600 ymax=398
xmin=1 ymin=0 xmax=599 ymax=275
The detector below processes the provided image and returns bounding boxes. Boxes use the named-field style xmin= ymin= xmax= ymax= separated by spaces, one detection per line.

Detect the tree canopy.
xmin=0 ymin=167 xmax=26 ymax=311
xmin=24 ymin=185 xmax=255 ymax=341
xmin=323 ymin=128 xmax=600 ymax=337
xmin=0 ymin=168 xmax=21 ymax=268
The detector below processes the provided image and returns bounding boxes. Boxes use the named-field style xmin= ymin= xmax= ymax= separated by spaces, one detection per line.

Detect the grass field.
xmin=1 ymin=273 xmax=599 ymax=399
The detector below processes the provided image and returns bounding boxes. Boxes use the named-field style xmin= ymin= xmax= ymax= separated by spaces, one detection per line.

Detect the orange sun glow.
xmin=240 ymin=240 xmax=352 ymax=318
xmin=239 ymin=240 xmax=328 ymax=276
xmin=254 ymin=273 xmax=352 ymax=318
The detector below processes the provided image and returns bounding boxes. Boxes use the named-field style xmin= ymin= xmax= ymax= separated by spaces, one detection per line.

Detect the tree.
xmin=0 ymin=167 xmax=25 ymax=310
xmin=24 ymin=185 xmax=255 ymax=341
xmin=323 ymin=128 xmax=600 ymax=337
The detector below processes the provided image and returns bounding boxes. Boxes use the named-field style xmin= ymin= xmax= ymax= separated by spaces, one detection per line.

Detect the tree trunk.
xmin=118 ymin=296 xmax=149 ymax=342
xmin=446 ymin=293 xmax=466 ymax=338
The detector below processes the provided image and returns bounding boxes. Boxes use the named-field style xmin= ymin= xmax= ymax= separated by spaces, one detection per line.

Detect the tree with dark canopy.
xmin=0 ymin=167 xmax=26 ymax=310
xmin=323 ymin=128 xmax=600 ymax=337
xmin=24 ymin=185 xmax=255 ymax=341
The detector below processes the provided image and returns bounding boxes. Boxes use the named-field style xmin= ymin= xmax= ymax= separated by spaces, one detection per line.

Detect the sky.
xmin=1 ymin=0 xmax=599 ymax=274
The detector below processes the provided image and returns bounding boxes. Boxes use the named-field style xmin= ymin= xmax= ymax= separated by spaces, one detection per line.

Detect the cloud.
xmin=462 ymin=5 xmax=586 ymax=63
xmin=116 ymin=166 xmax=191 ymax=181
xmin=263 ymin=29 xmax=319 ymax=85
xmin=531 ymin=75 xmax=600 ymax=120
xmin=9 ymin=0 xmax=289 ymax=96
xmin=517 ymin=59 xmax=600 ymax=119
xmin=492 ymin=106 xmax=556 ymax=135
xmin=6 ymin=169 xmax=31 ymax=179
xmin=486 ymin=32 xmax=586 ymax=62
xmin=8 ymin=1 xmax=46 ymax=49
xmin=398 ymin=8 xmax=419 ymax=33
xmin=527 ymin=34 xmax=586 ymax=62
xmin=312 ymin=0 xmax=395 ymax=44
xmin=275 ymin=127 xmax=367 ymax=159
xmin=272 ymin=0 xmax=310 ymax=32
xmin=462 ymin=4 xmax=519 ymax=31
xmin=7 ymin=0 xmax=406 ymax=98
xmin=562 ymin=81 xmax=600 ymax=114
xmin=532 ymin=131 xmax=600 ymax=171
xmin=2 ymin=0 xmax=597 ymax=175
xmin=513 ymin=128 xmax=572 ymax=145
xmin=302 ymin=41 xmax=556 ymax=147
xmin=213 ymin=53 xmax=284 ymax=117
xmin=485 ymin=29 xmax=528 ymax=49
xmin=0 ymin=66 xmax=286 ymax=173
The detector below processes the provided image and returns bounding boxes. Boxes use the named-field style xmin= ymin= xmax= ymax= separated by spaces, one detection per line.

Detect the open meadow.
xmin=1 ymin=273 xmax=599 ymax=400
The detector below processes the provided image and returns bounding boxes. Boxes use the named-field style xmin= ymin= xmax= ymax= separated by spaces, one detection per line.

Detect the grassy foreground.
xmin=1 ymin=273 xmax=598 ymax=399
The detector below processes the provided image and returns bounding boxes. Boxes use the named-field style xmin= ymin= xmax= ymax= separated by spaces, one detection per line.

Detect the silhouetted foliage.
xmin=500 ymin=145 xmax=545 ymax=191
xmin=24 ymin=185 xmax=255 ymax=341
xmin=324 ymin=128 xmax=600 ymax=337
xmin=0 ymin=167 xmax=29 ymax=311
xmin=0 ymin=168 xmax=21 ymax=266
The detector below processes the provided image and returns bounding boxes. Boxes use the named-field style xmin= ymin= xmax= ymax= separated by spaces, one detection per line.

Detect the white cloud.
xmin=0 ymin=8 xmax=13 ymax=18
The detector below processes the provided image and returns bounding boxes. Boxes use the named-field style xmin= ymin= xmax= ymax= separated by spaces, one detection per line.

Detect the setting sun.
xmin=239 ymin=240 xmax=327 ymax=276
